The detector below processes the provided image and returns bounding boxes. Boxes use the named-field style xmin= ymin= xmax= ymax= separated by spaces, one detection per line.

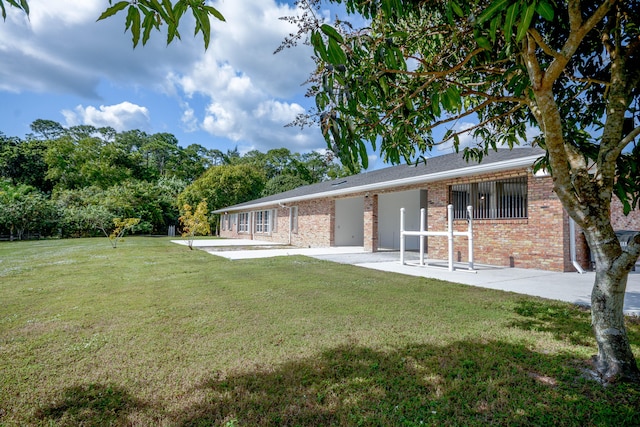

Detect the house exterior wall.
xmin=218 ymin=198 xmax=335 ymax=248
xmin=423 ymin=170 xmax=571 ymax=271
xmin=219 ymin=167 xmax=640 ymax=272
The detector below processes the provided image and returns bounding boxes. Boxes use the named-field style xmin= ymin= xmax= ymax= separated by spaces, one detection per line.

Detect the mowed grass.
xmin=1 ymin=238 xmax=639 ymax=426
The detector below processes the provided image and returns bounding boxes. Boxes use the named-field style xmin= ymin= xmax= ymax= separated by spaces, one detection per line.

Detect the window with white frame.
xmin=226 ymin=214 xmax=233 ymax=231
xmin=238 ymin=212 xmax=250 ymax=233
xmin=450 ymin=176 xmax=528 ymax=219
xmin=221 ymin=214 xmax=227 ymax=231
xmin=254 ymin=210 xmax=270 ymax=234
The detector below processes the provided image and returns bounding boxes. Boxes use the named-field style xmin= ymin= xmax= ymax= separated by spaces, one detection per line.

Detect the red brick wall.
xmin=611 ymin=198 xmax=640 ymax=230
xmin=425 ymin=171 xmax=570 ymax=271
xmin=364 ymin=194 xmax=378 ymax=252
xmin=218 ymin=198 xmax=335 ymax=248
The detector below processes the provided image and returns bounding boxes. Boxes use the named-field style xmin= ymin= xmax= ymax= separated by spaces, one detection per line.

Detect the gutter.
xmin=569 ymin=217 xmax=586 ymax=274
xmin=213 ymin=154 xmax=541 ymax=214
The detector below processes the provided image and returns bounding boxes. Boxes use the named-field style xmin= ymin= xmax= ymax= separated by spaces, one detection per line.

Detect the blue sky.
xmin=1 ymin=1 xmax=534 ymax=171
xmin=0 ymin=1 xmax=356 ymax=159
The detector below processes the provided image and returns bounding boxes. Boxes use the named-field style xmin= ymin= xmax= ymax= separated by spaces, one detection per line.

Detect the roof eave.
xmin=213 ymin=154 xmax=540 ymax=213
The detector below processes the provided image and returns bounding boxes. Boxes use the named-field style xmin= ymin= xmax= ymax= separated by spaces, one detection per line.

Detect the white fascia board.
xmin=214 ymin=155 xmax=539 ymax=213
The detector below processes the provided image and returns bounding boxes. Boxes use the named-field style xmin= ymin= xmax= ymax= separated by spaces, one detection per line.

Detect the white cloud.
xmin=180 ymin=102 xmax=199 ymax=132
xmin=0 ymin=0 xmax=202 ymax=97
xmin=62 ymin=102 xmax=150 ymax=132
xmin=0 ymin=0 xmax=328 ymax=153
xmin=164 ymin=0 xmax=325 ymax=152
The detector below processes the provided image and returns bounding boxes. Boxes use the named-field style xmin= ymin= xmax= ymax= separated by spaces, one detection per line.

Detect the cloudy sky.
xmin=0 ymin=0 xmax=344 ymax=159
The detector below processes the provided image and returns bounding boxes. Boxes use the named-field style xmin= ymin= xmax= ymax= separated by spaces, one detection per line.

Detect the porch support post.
xmin=363 ymin=194 xmax=378 ymax=252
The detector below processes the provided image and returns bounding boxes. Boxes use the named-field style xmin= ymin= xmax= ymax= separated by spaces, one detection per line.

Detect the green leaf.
xmin=489 ymin=12 xmax=501 ymax=43
xmin=327 ymin=37 xmax=347 ymax=65
xmin=475 ymin=35 xmax=492 ymax=50
xmin=204 ymin=5 xmax=225 ymax=22
xmin=192 ymin=8 xmax=211 ymax=49
xmin=320 ymin=24 xmax=343 ymax=43
xmin=379 ymin=76 xmax=389 ymax=97
xmin=516 ymin=3 xmax=536 ymax=42
xmin=97 ymin=1 xmax=129 ymax=21
xmin=311 ymin=31 xmax=329 ymax=63
xmin=141 ymin=11 xmax=155 ymax=46
xmin=443 ymin=86 xmax=461 ymax=112
xmin=149 ymin=0 xmax=170 ymax=23
xmin=172 ymin=1 xmax=187 ymax=22
xmin=162 ymin=0 xmax=175 ymax=24
xmin=18 ymin=0 xmax=28 ymax=15
xmin=358 ymin=140 xmax=368 ymax=169
xmin=127 ymin=6 xmax=141 ymax=48
xmin=536 ymin=0 xmax=555 ymax=21
xmin=503 ymin=2 xmax=519 ymax=39
xmin=451 ymin=1 xmax=464 ymax=18
xmin=431 ymin=92 xmax=441 ymax=117
xmin=476 ymin=0 xmax=511 ymax=25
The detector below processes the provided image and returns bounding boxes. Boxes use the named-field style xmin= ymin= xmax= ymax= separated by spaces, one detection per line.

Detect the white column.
xmin=400 ymin=208 xmax=406 ymax=265
xmin=419 ymin=208 xmax=426 ymax=266
xmin=467 ymin=205 xmax=474 ymax=271
xmin=447 ymin=204 xmax=454 ymax=271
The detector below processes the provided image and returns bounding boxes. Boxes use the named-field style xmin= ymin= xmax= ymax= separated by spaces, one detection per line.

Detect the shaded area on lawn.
xmin=510 ymin=299 xmax=640 ymax=351
xmin=34 ymin=384 xmax=145 ymax=426
xmin=170 ymin=340 xmax=640 ymax=427
xmin=29 ymin=342 xmax=640 ymax=426
xmin=509 ymin=299 xmax=594 ymax=346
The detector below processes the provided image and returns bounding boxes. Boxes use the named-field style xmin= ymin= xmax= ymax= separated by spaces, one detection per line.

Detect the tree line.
xmin=0 ymin=119 xmax=353 ymax=240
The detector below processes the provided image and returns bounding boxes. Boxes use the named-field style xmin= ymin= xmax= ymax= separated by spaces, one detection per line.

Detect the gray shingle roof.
xmin=214 ymin=147 xmax=545 ymax=213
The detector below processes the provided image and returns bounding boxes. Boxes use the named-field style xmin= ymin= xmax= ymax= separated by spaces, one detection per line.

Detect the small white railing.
xmin=400 ymin=204 xmax=475 ymax=272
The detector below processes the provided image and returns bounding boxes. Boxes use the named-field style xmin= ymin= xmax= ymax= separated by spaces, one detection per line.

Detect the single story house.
xmin=214 ymin=147 xmax=640 ymax=272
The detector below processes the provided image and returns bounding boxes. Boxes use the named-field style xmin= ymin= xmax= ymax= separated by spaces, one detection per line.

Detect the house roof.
xmin=213 ymin=147 xmax=545 ymax=213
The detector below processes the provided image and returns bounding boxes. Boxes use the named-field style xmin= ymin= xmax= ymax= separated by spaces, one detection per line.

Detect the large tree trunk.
xmin=587 ymin=229 xmax=640 ymax=384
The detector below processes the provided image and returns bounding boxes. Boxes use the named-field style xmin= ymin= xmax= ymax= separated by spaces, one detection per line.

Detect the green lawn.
xmin=1 ymin=237 xmax=638 ymax=426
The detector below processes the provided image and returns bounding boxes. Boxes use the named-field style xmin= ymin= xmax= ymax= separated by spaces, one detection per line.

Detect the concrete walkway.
xmin=173 ymin=240 xmax=640 ymax=315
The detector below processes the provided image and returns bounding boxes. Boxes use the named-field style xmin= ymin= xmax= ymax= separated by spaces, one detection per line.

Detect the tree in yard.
xmin=262 ymin=174 xmax=309 ymax=197
xmin=178 ymin=164 xmax=266 ymax=213
xmin=101 ymin=217 xmax=141 ymax=248
xmin=0 ymin=179 xmax=56 ymax=240
xmin=179 ymin=201 xmax=210 ymax=250
xmin=286 ymin=0 xmax=640 ymax=383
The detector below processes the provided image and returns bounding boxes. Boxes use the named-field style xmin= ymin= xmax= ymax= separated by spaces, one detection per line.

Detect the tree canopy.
xmin=0 ymin=119 xmax=350 ymax=238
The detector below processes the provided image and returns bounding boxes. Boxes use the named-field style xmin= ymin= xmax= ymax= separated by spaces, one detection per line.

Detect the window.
xmin=221 ymin=214 xmax=227 ymax=231
xmin=238 ymin=212 xmax=250 ymax=233
xmin=254 ymin=210 xmax=271 ymax=234
xmin=226 ymin=214 xmax=233 ymax=231
xmin=450 ymin=176 xmax=528 ymax=219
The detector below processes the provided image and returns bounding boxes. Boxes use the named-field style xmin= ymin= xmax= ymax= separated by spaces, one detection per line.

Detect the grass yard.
xmin=1 ymin=237 xmax=639 ymax=426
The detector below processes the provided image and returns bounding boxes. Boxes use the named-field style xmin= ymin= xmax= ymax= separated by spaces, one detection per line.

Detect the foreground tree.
xmin=291 ymin=0 xmax=640 ymax=383
xmin=179 ymin=201 xmax=211 ymax=249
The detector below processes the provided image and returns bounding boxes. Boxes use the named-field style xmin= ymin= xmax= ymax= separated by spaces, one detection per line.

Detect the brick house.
xmin=214 ymin=148 xmax=640 ymax=272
